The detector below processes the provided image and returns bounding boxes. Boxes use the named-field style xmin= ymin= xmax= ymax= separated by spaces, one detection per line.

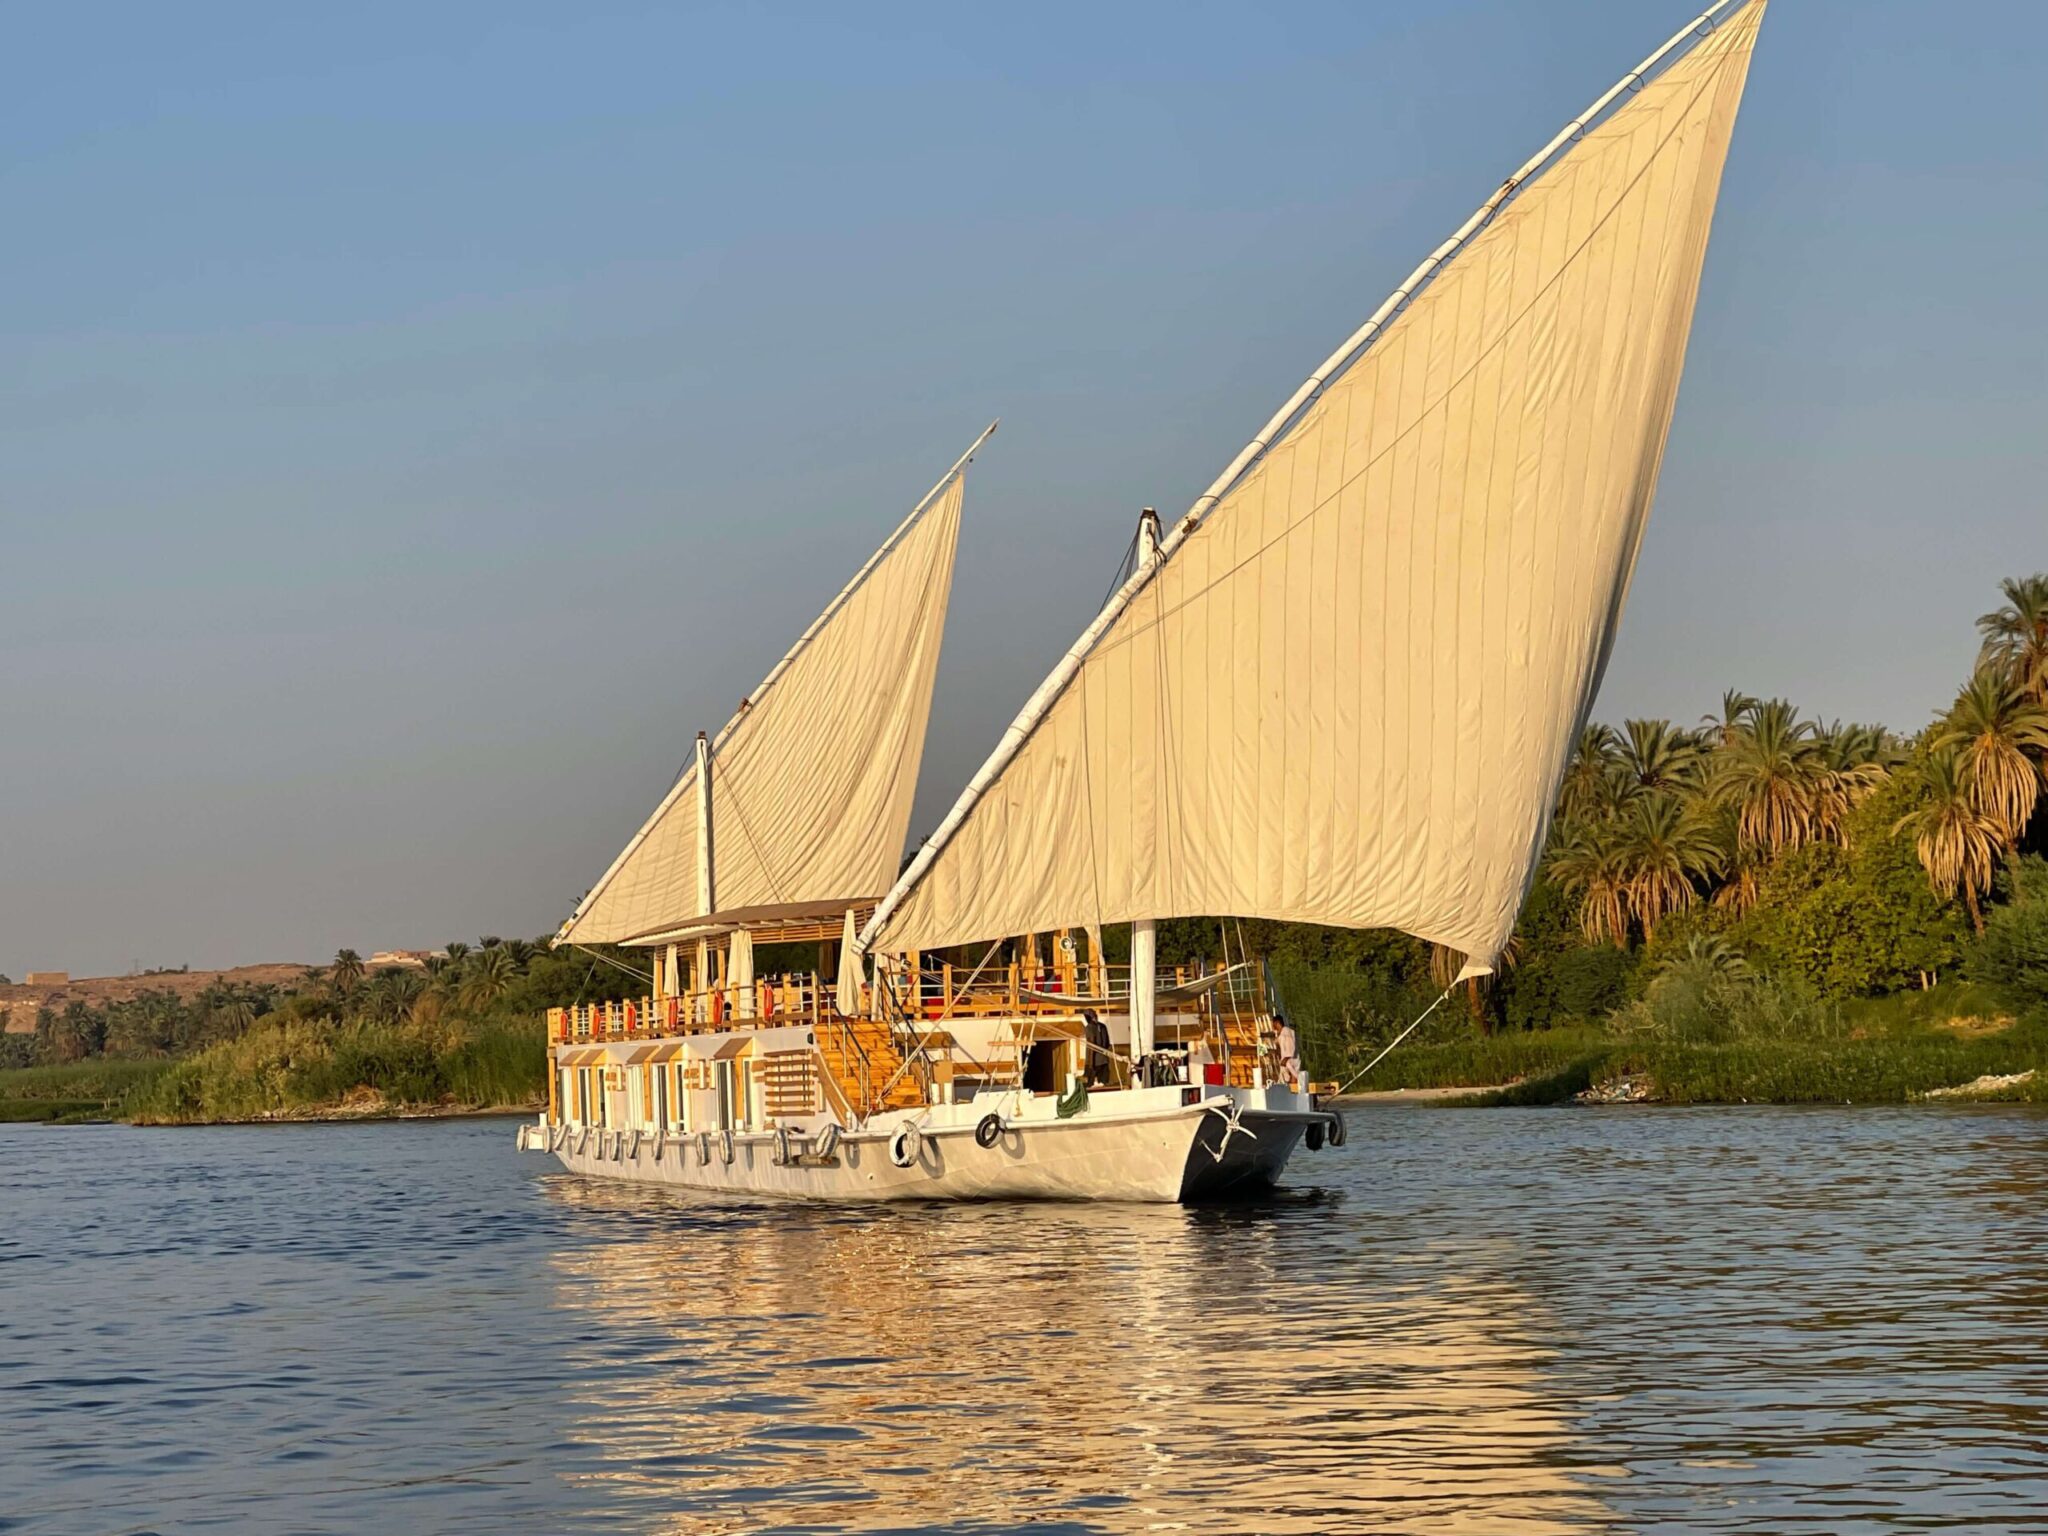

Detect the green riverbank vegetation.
xmin=7 ymin=574 xmax=2044 ymax=1120
xmin=0 ymin=1061 xmax=171 ymax=1124
xmin=1 ymin=939 xmax=644 ymax=1124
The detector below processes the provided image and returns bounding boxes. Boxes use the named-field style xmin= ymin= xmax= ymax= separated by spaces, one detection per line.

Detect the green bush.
xmin=1504 ymin=938 xmax=1638 ymax=1030
xmin=1739 ymin=780 xmax=1969 ymax=997
xmin=1972 ymin=856 xmax=2048 ymax=1013
xmin=125 ymin=1016 xmax=545 ymax=1124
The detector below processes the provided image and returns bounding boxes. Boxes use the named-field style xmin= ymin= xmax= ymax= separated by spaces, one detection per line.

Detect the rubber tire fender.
xmin=719 ymin=1129 xmax=736 ymax=1166
xmin=695 ymin=1130 xmax=713 ymax=1166
xmin=814 ymin=1124 xmax=841 ymax=1160
xmin=773 ymin=1127 xmax=792 ymax=1166
xmin=1304 ymin=1121 xmax=1325 ymax=1153
xmin=974 ymin=1113 xmax=1003 ymax=1150
xmin=1325 ymin=1113 xmax=1347 ymax=1148
xmin=888 ymin=1123 xmax=922 ymax=1169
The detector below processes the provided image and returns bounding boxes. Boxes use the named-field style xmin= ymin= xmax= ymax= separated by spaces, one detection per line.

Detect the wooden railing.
xmin=547 ymin=958 xmax=1273 ymax=1050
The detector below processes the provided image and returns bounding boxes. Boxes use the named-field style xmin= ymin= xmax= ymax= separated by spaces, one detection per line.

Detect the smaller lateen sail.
xmin=558 ymin=424 xmax=995 ymax=947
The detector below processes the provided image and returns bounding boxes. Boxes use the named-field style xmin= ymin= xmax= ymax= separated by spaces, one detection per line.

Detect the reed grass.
xmin=1336 ymin=1027 xmax=1611 ymax=1093
xmin=0 ymin=1060 xmax=169 ymax=1122
xmin=126 ymin=1016 xmax=546 ymax=1124
xmin=1309 ymin=971 xmax=2048 ymax=1107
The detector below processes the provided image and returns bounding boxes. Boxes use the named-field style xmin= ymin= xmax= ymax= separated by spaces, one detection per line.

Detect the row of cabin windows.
xmin=560 ymin=1059 xmax=756 ymax=1132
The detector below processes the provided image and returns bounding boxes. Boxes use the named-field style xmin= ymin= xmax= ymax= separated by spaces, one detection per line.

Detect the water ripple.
xmin=1 ymin=1107 xmax=2045 ymax=1532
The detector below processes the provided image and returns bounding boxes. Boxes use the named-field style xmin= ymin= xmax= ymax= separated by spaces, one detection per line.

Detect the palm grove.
xmin=1534 ymin=575 xmax=2047 ymax=1000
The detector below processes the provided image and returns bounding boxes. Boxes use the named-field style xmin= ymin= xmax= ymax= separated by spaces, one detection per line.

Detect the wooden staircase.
xmin=816 ymin=1013 xmax=926 ymax=1117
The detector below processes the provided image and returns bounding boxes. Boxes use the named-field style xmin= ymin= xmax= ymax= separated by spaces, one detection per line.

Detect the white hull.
xmin=518 ymin=1085 xmax=1333 ymax=1204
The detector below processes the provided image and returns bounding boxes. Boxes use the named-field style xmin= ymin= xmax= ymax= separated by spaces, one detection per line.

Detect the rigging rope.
xmin=1331 ymin=984 xmax=1456 ymax=1098
xmin=571 ymin=944 xmax=655 ymax=989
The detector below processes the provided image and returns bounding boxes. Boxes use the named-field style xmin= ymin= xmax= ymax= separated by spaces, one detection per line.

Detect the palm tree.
xmin=1649 ymin=933 xmax=1753 ymax=987
xmin=1812 ymin=721 xmax=1894 ymax=844
xmin=1559 ymin=724 xmax=1623 ymax=822
xmin=1546 ymin=822 xmax=1631 ymax=946
xmin=1613 ymin=720 xmax=1695 ymax=794
xmin=461 ymin=945 xmax=520 ymax=1012
xmin=1616 ymin=792 xmax=1724 ymax=938
xmin=224 ymin=996 xmax=258 ymax=1034
xmin=330 ymin=948 xmax=365 ymax=998
xmin=1893 ymin=750 xmax=2001 ymax=933
xmin=387 ymin=969 xmax=426 ymax=1023
xmin=1711 ymin=698 xmax=1820 ymax=856
xmin=1618 ymin=718 xmax=1704 ymax=794
xmin=442 ymin=941 xmax=471 ymax=965
xmin=1934 ymin=669 xmax=2048 ymax=846
xmin=359 ymin=969 xmax=423 ymax=1027
xmin=1710 ymin=830 xmax=1768 ymax=916
xmin=1977 ymin=573 xmax=2048 ymax=707
xmin=1701 ymin=689 xmax=1761 ymax=748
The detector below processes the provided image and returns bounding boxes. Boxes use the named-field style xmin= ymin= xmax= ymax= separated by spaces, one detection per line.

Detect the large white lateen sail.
xmin=864 ymin=3 xmax=1764 ymax=973
xmin=557 ymin=426 xmax=993 ymax=946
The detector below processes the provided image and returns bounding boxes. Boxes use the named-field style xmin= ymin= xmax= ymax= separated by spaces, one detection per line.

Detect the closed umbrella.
xmin=730 ymin=929 xmax=755 ymax=1020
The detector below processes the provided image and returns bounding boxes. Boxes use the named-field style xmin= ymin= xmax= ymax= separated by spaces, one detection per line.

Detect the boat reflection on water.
xmin=540 ymin=1177 xmax=1620 ymax=1533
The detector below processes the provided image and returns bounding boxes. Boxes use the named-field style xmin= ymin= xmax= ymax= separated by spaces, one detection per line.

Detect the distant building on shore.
xmin=368 ymin=950 xmax=446 ymax=970
xmin=23 ymin=971 xmax=68 ymax=986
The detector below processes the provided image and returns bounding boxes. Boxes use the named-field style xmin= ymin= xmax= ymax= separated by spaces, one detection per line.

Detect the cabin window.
xmin=669 ymin=1063 xmax=686 ymax=1130
xmin=651 ymin=1064 xmax=670 ymax=1130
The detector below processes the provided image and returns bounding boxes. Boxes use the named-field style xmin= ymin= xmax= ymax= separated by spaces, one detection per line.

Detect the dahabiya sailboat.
xmin=517 ymin=0 xmax=1768 ymax=1201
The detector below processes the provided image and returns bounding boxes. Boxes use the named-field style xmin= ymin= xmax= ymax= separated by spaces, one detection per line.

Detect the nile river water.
xmin=4 ymin=1106 xmax=2046 ymax=1534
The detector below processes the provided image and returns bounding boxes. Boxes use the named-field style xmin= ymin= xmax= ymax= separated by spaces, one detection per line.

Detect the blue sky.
xmin=4 ymin=1 xmax=2043 ymax=976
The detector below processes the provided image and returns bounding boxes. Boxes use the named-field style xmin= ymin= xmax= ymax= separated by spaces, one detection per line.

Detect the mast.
xmin=694 ymin=730 xmax=714 ymax=917
xmin=1128 ymin=509 xmax=1163 ymax=1067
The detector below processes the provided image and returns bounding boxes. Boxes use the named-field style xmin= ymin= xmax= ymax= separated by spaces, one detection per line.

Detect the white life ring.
xmin=888 ymin=1123 xmax=922 ymax=1170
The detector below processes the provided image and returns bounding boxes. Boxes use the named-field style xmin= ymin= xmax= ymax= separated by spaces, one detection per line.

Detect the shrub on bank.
xmin=126 ymin=1016 xmax=545 ymax=1124
xmin=1973 ymin=857 xmax=2048 ymax=1014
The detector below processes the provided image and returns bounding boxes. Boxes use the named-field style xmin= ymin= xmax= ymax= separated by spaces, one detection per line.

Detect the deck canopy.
xmin=557 ymin=430 xmax=992 ymax=948
xmin=628 ymin=898 xmax=877 ymax=948
xmin=863 ymin=4 xmax=1764 ymax=976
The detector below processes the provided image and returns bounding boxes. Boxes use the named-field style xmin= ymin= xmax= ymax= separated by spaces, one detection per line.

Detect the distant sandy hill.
xmin=0 ymin=963 xmax=316 ymax=1033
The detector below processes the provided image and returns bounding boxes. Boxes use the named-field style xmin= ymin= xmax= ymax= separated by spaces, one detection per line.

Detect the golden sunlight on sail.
xmin=866 ymin=5 xmax=1765 ymax=974
xmin=558 ymin=461 xmax=972 ymax=946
